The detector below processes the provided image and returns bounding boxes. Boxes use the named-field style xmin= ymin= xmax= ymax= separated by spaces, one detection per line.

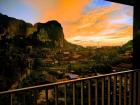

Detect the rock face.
xmin=34 ymin=20 xmax=64 ymax=48
xmin=0 ymin=13 xmax=65 ymax=48
xmin=0 ymin=13 xmax=83 ymax=50
xmin=0 ymin=13 xmax=34 ymax=38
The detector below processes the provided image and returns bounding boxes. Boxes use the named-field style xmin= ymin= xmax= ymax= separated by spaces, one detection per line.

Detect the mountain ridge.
xmin=0 ymin=13 xmax=83 ymax=50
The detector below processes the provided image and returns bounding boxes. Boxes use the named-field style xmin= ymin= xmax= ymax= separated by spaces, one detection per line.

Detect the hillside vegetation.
xmin=0 ymin=13 xmax=132 ymax=91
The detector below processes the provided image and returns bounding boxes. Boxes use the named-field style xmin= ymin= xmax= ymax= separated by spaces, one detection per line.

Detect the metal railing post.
xmin=10 ymin=94 xmax=13 ymax=105
xmin=128 ymin=73 xmax=132 ymax=105
xmin=108 ymin=76 xmax=111 ymax=105
xmin=119 ymin=75 xmax=122 ymax=105
xmin=64 ymin=84 xmax=67 ymax=105
xmin=34 ymin=90 xmax=38 ymax=105
xmin=102 ymin=77 xmax=105 ymax=105
xmin=88 ymin=80 xmax=91 ymax=105
xmin=73 ymin=82 xmax=76 ymax=105
xmin=81 ymin=81 xmax=84 ymax=105
xmin=45 ymin=88 xmax=48 ymax=105
xmin=54 ymin=86 xmax=58 ymax=105
xmin=95 ymin=79 xmax=98 ymax=105
xmin=22 ymin=93 xmax=26 ymax=105
xmin=113 ymin=75 xmax=117 ymax=105
xmin=124 ymin=74 xmax=127 ymax=105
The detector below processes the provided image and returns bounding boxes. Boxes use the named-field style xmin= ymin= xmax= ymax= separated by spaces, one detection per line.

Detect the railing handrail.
xmin=0 ymin=69 xmax=139 ymax=95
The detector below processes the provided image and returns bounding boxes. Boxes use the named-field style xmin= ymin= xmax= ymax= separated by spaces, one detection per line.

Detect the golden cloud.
xmin=22 ymin=0 xmax=133 ymax=46
xmin=23 ymin=0 xmax=89 ymax=23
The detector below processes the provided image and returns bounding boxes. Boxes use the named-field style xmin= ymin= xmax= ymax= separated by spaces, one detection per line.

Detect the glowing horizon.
xmin=0 ymin=0 xmax=133 ymax=47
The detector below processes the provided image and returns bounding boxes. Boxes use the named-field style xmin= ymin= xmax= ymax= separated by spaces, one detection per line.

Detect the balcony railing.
xmin=0 ymin=69 xmax=139 ymax=105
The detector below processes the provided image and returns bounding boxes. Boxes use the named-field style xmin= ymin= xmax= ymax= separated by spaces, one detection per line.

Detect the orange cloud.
xmin=22 ymin=0 xmax=133 ymax=46
xmin=23 ymin=0 xmax=89 ymax=23
xmin=64 ymin=3 xmax=133 ymax=46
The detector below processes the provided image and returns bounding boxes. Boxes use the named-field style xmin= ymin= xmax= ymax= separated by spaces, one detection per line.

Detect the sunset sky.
xmin=0 ymin=0 xmax=133 ymax=46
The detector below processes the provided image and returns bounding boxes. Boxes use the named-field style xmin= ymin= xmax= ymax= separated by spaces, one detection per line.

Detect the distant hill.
xmin=122 ymin=40 xmax=132 ymax=48
xmin=119 ymin=40 xmax=132 ymax=53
